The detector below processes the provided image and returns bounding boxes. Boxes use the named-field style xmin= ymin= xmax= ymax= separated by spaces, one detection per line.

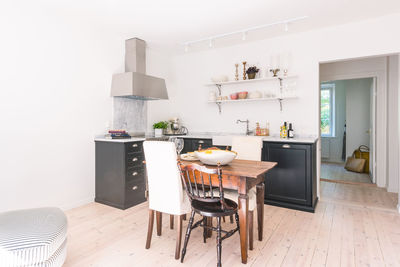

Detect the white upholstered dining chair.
xmin=143 ymin=141 xmax=191 ymax=259
xmin=225 ymin=136 xmax=263 ymax=250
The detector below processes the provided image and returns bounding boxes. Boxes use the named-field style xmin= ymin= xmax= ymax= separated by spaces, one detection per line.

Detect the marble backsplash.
xmin=113 ymin=97 xmax=147 ymax=132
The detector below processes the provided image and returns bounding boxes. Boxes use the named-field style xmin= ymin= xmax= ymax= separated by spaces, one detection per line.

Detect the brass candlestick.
xmin=242 ymin=61 xmax=247 ymax=80
xmin=235 ymin=64 xmax=239 ymax=81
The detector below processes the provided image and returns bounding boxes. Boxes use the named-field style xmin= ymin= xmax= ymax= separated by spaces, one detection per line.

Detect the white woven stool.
xmin=0 ymin=207 xmax=68 ymax=267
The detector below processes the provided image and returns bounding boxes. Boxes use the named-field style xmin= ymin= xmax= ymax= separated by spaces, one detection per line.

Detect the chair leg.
xmin=156 ymin=211 xmax=162 ymax=236
xmin=181 ymin=210 xmax=195 ymax=263
xmin=248 ymin=210 xmax=254 ymax=251
xmin=170 ymin=214 xmax=174 ymax=230
xmin=203 ymin=216 xmax=207 ymax=243
xmin=207 ymin=217 xmax=213 ymax=237
xmin=145 ymin=209 xmax=154 ymax=249
xmin=175 ymin=215 xmax=183 ymax=260
xmin=235 ymin=212 xmax=240 ymax=233
xmin=183 ymin=214 xmax=187 ymax=221
xmin=230 ymin=215 xmax=234 ymax=224
xmin=222 ymin=216 xmax=226 ymax=223
xmin=216 ymin=216 xmax=222 ymax=267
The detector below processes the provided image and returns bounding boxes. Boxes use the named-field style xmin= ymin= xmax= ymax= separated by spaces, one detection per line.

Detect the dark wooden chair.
xmin=178 ymin=163 xmax=240 ymax=267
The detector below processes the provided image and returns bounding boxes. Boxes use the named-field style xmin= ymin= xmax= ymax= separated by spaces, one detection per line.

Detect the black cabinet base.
xmin=264 ymin=198 xmax=318 ymax=213
xmin=95 ymin=197 xmax=146 ymax=210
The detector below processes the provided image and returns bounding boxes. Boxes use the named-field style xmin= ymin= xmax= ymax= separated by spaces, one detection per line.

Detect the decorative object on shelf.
xmin=230 ymin=93 xmax=238 ymax=100
xmin=270 ymin=68 xmax=280 ymax=77
xmin=238 ymin=91 xmax=248 ymax=99
xmin=235 ymin=63 xmax=239 ymax=81
xmin=283 ymin=69 xmax=288 ymax=76
xmin=248 ymin=91 xmax=262 ymax=99
xmin=153 ymin=121 xmax=168 ymax=137
xmin=242 ymin=61 xmax=247 ymax=80
xmin=246 ymin=66 xmax=259 ymax=79
xmin=211 ymin=75 xmax=229 ymax=83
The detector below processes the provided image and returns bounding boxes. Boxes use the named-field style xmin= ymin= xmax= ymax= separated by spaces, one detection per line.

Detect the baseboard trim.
xmin=321 ymin=178 xmax=376 ymax=187
xmin=61 ymin=197 xmax=94 ymax=211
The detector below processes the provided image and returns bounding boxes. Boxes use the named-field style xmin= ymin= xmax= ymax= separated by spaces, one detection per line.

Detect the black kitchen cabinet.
xmin=181 ymin=138 xmax=212 ymax=153
xmin=262 ymin=141 xmax=317 ymax=212
xmin=95 ymin=141 xmax=147 ymax=210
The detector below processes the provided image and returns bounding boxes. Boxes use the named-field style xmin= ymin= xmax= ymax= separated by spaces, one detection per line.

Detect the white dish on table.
xmin=194 ymin=149 xmax=237 ymax=165
xmin=180 ymin=153 xmax=198 ymax=161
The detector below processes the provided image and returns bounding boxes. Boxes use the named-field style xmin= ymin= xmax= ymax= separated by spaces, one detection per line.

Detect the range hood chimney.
xmin=111 ymin=38 xmax=168 ymax=100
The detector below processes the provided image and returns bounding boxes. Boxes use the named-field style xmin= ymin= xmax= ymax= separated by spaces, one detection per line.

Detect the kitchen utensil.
xmin=230 ymin=93 xmax=238 ymax=100
xmin=194 ymin=148 xmax=237 ymax=165
xmin=238 ymin=91 xmax=248 ymax=99
xmin=248 ymin=91 xmax=262 ymax=99
xmin=180 ymin=153 xmax=198 ymax=161
xmin=211 ymin=75 xmax=229 ymax=83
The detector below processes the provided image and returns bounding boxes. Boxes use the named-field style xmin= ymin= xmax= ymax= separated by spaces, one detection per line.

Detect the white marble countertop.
xmin=94 ymin=137 xmax=146 ymax=143
xmin=178 ymin=133 xmax=318 ymax=144
xmin=94 ymin=133 xmax=318 ymax=144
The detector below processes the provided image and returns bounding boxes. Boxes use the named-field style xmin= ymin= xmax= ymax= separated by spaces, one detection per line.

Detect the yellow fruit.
xmin=205 ymin=150 xmax=213 ymax=154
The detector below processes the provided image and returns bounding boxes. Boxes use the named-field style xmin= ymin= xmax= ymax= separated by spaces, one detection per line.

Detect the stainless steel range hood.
xmin=111 ymin=38 xmax=168 ymax=100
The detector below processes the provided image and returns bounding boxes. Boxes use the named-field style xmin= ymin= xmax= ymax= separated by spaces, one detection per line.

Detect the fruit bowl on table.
xmin=194 ymin=147 xmax=237 ymax=165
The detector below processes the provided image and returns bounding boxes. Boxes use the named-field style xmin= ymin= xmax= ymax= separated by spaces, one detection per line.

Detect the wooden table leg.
xmin=256 ymin=182 xmax=265 ymax=241
xmin=238 ymin=193 xmax=249 ymax=264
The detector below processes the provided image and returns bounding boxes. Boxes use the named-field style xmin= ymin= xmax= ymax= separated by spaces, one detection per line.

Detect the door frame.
xmin=319 ymin=70 xmax=386 ymax=187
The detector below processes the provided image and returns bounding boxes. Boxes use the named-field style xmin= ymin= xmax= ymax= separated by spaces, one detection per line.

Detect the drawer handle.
xmin=132 ymin=157 xmax=138 ymax=162
xmin=132 ymin=186 xmax=138 ymax=190
xmin=132 ymin=143 xmax=138 ymax=148
xmin=132 ymin=171 xmax=138 ymax=176
xmin=282 ymin=144 xmax=291 ymax=149
xmin=198 ymin=140 xmax=204 ymax=144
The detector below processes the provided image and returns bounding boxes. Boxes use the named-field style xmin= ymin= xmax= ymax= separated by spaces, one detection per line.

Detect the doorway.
xmin=320 ymin=78 xmax=375 ymax=185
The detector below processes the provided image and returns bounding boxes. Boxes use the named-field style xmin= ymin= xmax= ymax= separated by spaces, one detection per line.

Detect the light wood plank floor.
xmin=64 ymin=182 xmax=400 ymax=267
xmin=321 ymin=162 xmax=372 ymax=184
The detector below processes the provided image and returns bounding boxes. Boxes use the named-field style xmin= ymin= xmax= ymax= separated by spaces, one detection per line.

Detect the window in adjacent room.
xmin=321 ymin=83 xmax=335 ymax=137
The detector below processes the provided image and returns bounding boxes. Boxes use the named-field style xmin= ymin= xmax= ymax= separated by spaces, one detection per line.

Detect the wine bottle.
xmin=288 ymin=123 xmax=294 ymax=138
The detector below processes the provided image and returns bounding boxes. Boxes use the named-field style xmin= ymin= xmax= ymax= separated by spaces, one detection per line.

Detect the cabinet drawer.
xmin=126 ymin=152 xmax=144 ymax=167
xmin=125 ymin=180 xmax=146 ymax=206
xmin=126 ymin=167 xmax=146 ymax=182
xmin=125 ymin=142 xmax=143 ymax=153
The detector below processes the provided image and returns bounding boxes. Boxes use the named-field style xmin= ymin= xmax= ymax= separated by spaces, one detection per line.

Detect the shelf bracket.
xmin=215 ymin=84 xmax=222 ymax=96
xmin=278 ymin=98 xmax=283 ymax=112
xmin=216 ymin=102 xmax=222 ymax=114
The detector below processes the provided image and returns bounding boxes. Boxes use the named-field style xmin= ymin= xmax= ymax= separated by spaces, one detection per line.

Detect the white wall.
xmin=0 ymin=3 xmax=171 ymax=212
xmin=149 ymin=14 xmax=400 ymax=195
xmin=346 ymin=78 xmax=373 ymax=158
xmin=387 ymin=55 xmax=399 ymax=193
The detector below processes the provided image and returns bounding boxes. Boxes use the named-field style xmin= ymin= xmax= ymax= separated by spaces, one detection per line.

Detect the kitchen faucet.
xmin=236 ymin=119 xmax=252 ymax=135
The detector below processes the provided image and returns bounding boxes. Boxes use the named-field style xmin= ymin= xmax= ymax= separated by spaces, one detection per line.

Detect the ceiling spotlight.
xmin=242 ymin=32 xmax=247 ymax=41
xmin=185 ymin=44 xmax=189 ymax=52
xmin=284 ymin=23 xmax=289 ymax=32
xmin=209 ymin=39 xmax=213 ymax=48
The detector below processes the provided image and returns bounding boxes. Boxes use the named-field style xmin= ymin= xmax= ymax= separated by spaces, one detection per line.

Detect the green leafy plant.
xmin=153 ymin=121 xmax=168 ymax=129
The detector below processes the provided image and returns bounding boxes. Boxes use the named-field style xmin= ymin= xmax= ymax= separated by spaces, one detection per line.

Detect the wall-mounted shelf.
xmin=207 ymin=75 xmax=298 ymax=113
xmin=205 ymin=75 xmax=297 ymax=87
xmin=208 ymin=96 xmax=297 ymax=104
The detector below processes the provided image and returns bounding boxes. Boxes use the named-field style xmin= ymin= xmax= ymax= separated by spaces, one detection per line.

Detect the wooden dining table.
xmin=180 ymin=158 xmax=277 ymax=264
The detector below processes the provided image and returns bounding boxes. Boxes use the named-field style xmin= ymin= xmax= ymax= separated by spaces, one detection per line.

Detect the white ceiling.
xmin=19 ymin=0 xmax=400 ymax=49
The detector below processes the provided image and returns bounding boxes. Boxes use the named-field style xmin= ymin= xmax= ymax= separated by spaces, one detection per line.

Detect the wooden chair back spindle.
xmin=178 ymin=162 xmax=229 ymax=210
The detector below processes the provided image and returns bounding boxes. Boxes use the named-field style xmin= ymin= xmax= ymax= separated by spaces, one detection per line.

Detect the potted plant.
xmin=153 ymin=121 xmax=168 ymax=137
xmin=246 ymin=66 xmax=259 ymax=79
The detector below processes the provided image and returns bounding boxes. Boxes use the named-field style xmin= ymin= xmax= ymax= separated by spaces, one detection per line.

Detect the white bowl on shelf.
xmin=194 ymin=149 xmax=237 ymax=165
xmin=211 ymin=75 xmax=229 ymax=83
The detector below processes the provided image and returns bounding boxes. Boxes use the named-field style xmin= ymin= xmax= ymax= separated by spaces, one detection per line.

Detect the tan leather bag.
xmin=345 ymin=150 xmax=366 ymax=173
